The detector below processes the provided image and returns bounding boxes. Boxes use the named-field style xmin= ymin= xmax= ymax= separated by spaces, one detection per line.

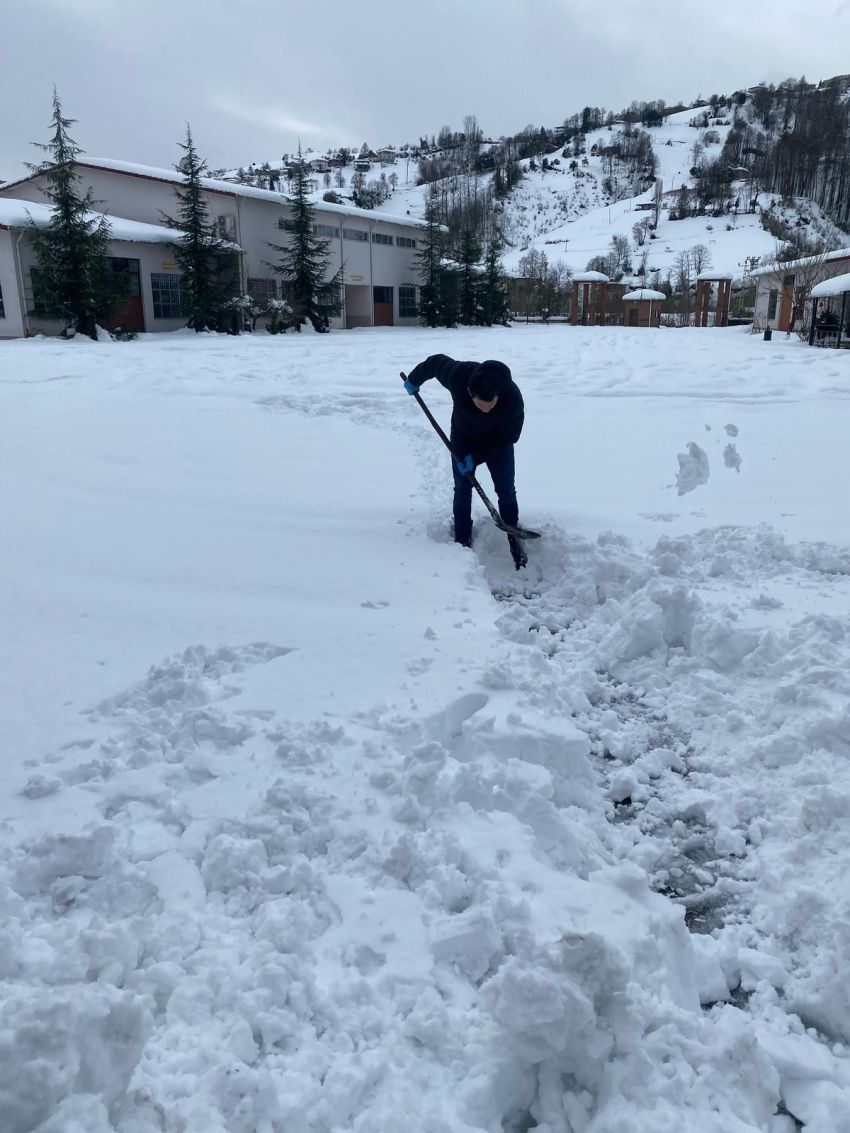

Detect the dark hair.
xmin=469 ymin=371 xmax=499 ymax=401
xmin=469 ymin=359 xmax=511 ymax=401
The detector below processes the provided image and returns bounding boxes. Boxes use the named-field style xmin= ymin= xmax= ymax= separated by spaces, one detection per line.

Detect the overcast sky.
xmin=3 ymin=0 xmax=850 ymax=182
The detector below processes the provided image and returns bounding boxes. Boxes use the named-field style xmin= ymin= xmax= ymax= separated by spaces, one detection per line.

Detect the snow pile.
xmin=1 ymin=324 xmax=849 ymax=1130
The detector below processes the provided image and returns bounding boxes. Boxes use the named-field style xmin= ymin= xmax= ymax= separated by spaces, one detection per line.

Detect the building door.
xmin=345 ymin=284 xmax=371 ymax=328
xmin=373 ymin=286 xmax=393 ymax=326
xmin=627 ymin=307 xmax=639 ymax=326
xmin=103 ymin=258 xmax=144 ymax=332
xmin=778 ymin=273 xmax=795 ymax=332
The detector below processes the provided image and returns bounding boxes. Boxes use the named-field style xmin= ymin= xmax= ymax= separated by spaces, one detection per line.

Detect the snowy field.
xmin=1 ymin=323 xmax=850 ymax=1132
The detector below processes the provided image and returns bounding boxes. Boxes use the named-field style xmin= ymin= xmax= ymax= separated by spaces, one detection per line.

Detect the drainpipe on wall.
xmin=13 ymin=231 xmax=30 ymax=337
xmin=234 ymin=195 xmax=246 ymax=293
xmin=368 ymin=219 xmax=374 ymax=326
xmin=339 ymin=221 xmax=345 ymax=329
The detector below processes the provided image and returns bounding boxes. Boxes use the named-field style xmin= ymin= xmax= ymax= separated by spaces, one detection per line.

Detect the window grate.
xmin=151 ymin=273 xmax=186 ymax=319
xmin=247 ymin=277 xmax=278 ymax=304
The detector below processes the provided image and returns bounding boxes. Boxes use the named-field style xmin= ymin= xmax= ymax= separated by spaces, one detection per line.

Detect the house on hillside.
xmin=0 ymin=157 xmax=436 ymax=335
xmin=750 ymin=247 xmax=850 ymax=333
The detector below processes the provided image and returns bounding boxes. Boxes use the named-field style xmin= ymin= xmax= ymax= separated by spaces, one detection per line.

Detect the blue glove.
xmin=403 ymin=379 xmax=419 ymax=395
xmin=455 ymin=454 xmax=474 ymax=476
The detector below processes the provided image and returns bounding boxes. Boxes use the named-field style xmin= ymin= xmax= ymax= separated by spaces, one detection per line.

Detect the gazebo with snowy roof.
xmin=622 ymin=287 xmax=665 ymax=328
xmin=570 ymin=270 xmax=609 ymax=326
xmin=809 ymin=272 xmax=850 ymax=348
xmin=694 ymin=273 xmax=733 ymax=327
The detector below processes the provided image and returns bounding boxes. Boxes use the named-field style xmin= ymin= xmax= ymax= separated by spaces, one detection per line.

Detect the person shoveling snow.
xmin=402 ymin=354 xmax=538 ymax=568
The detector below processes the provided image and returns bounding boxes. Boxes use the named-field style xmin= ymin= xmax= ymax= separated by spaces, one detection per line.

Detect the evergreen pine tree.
xmin=415 ymin=185 xmax=444 ymax=327
xmin=481 ymin=238 xmax=510 ymax=326
xmin=438 ymin=265 xmax=459 ymax=328
xmin=457 ymin=230 xmax=482 ymax=325
xmin=163 ymin=125 xmax=233 ymax=332
xmin=268 ymin=144 xmax=340 ymax=331
xmin=27 ymin=88 xmax=118 ymax=340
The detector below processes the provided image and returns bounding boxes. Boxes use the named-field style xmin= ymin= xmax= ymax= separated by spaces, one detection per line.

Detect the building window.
xmin=111 ymin=257 xmax=141 ymax=297
xmin=397 ymin=236 xmax=417 ymax=249
xmin=151 ymin=273 xmax=186 ymax=319
xmin=247 ymin=277 xmax=278 ymax=304
xmin=372 ymin=232 xmax=393 ymax=246
xmin=28 ymin=267 xmax=49 ymax=315
xmin=319 ymin=283 xmax=342 ymax=317
xmin=216 ymin=214 xmax=236 ymax=239
xmin=767 ymin=288 xmax=779 ymax=320
xmin=399 ymin=285 xmax=418 ymax=318
xmin=343 ymin=227 xmax=368 ymax=242
xmin=312 ymin=223 xmax=340 ymax=239
xmin=277 ymin=217 xmax=287 ymax=230
xmin=373 ymin=286 xmax=393 ymax=305
xmin=0 ymin=281 xmax=4 ymax=319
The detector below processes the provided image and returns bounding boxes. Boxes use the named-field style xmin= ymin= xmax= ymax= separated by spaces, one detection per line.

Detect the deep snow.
xmin=1 ymin=323 xmax=849 ymax=1132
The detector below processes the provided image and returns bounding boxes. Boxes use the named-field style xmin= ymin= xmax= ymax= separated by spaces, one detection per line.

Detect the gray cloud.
xmin=3 ymin=0 xmax=850 ymax=181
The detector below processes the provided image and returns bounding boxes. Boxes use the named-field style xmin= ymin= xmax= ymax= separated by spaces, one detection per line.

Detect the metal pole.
xmin=13 ymin=230 xmax=31 ymax=337
xmin=838 ymin=291 xmax=848 ymax=349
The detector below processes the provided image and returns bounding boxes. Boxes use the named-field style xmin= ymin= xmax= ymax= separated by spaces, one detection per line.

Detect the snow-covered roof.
xmin=811 ymin=272 xmax=850 ymax=298
xmin=696 ymin=272 xmax=733 ymax=281
xmin=0 ymin=197 xmax=193 ymax=245
xmin=750 ymin=247 xmax=850 ymax=277
xmin=573 ymin=270 xmax=609 ymax=282
xmin=0 ymin=158 xmax=432 ymax=232
xmin=622 ymin=288 xmax=666 ymax=301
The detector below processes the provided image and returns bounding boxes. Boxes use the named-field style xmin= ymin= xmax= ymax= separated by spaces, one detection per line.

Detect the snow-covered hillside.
xmin=496 ymin=109 xmax=778 ymax=278
xmin=221 ymin=101 xmax=849 ymax=289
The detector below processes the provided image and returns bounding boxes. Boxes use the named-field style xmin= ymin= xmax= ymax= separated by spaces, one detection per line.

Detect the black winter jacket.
xmin=407 ymin=354 xmax=524 ymax=458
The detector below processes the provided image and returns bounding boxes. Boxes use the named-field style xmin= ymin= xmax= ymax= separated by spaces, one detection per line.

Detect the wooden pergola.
xmin=694 ymin=273 xmax=733 ymax=327
xmin=570 ymin=271 xmax=609 ymax=326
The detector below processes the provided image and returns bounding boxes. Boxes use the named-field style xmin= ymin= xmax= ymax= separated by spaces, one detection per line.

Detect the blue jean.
xmin=451 ymin=439 xmax=518 ymax=546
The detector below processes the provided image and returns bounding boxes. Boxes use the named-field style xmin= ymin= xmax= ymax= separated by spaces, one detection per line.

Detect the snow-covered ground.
xmin=2 ymin=322 xmax=850 ymax=1132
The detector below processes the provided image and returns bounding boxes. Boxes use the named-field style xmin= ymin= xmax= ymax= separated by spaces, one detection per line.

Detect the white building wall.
xmin=5 ymin=231 xmax=191 ymax=337
xmin=0 ymin=230 xmax=26 ymax=338
xmin=0 ymin=164 xmax=429 ymax=331
xmin=117 ymin=240 xmax=188 ymax=333
xmin=753 ymin=256 xmax=850 ymax=328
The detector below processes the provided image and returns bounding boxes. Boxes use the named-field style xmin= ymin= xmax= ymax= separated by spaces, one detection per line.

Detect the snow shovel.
xmin=400 ymin=372 xmax=541 ymax=542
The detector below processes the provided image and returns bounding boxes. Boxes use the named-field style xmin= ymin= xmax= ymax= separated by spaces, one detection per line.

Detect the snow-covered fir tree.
xmin=163 ymin=125 xmax=235 ymax=332
xmin=28 ymin=89 xmax=119 ymax=340
xmin=415 ymin=185 xmax=445 ymax=328
xmin=268 ymin=144 xmax=340 ymax=332
xmin=480 ymin=237 xmax=510 ymax=326
xmin=457 ymin=230 xmax=482 ymax=325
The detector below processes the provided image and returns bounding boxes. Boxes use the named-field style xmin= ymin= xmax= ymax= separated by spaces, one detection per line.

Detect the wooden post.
xmin=716 ymin=278 xmax=731 ymax=327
